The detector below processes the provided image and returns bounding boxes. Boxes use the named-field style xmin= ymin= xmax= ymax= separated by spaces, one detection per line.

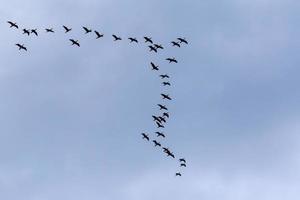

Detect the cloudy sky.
xmin=1 ymin=0 xmax=300 ymax=199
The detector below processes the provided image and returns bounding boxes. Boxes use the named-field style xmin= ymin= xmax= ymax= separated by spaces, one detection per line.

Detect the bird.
xmin=15 ymin=43 xmax=27 ymax=51
xmin=112 ymin=34 xmax=122 ymax=41
xmin=63 ymin=25 xmax=72 ymax=33
xmin=177 ymin=37 xmax=188 ymax=44
xmin=22 ymin=29 xmax=30 ymax=36
xmin=152 ymin=140 xmax=161 ymax=147
xmin=83 ymin=26 xmax=92 ymax=34
xmin=156 ymin=122 xmax=165 ymax=128
xmin=160 ymin=74 xmax=170 ymax=79
xmin=7 ymin=21 xmax=18 ymax=28
xmin=163 ymin=147 xmax=170 ymax=153
xmin=163 ymin=112 xmax=169 ymax=118
xmin=175 ymin=172 xmax=182 ymax=177
xmin=128 ymin=37 xmax=138 ymax=43
xmin=141 ymin=133 xmax=150 ymax=141
xmin=157 ymin=104 xmax=168 ymax=111
xmin=31 ymin=29 xmax=38 ymax=36
xmin=152 ymin=115 xmax=162 ymax=123
xmin=45 ymin=28 xmax=54 ymax=33
xmin=144 ymin=36 xmax=153 ymax=43
xmin=151 ymin=62 xmax=159 ymax=71
xmin=166 ymin=57 xmax=178 ymax=63
xmin=154 ymin=44 xmax=164 ymax=49
xmin=165 ymin=151 xmax=175 ymax=158
xmin=158 ymin=116 xmax=166 ymax=123
xmin=69 ymin=39 xmax=80 ymax=47
xmin=162 ymin=82 xmax=171 ymax=86
xmin=161 ymin=93 xmax=172 ymax=100
xmin=180 ymin=163 xmax=187 ymax=167
xmin=171 ymin=41 xmax=181 ymax=47
xmin=179 ymin=158 xmax=186 ymax=163
xmin=148 ymin=45 xmax=157 ymax=53
xmin=156 ymin=132 xmax=165 ymax=138
xmin=94 ymin=31 xmax=104 ymax=39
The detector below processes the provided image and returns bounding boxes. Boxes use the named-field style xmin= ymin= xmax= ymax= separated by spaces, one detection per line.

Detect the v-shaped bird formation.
xmin=7 ymin=20 xmax=189 ymax=177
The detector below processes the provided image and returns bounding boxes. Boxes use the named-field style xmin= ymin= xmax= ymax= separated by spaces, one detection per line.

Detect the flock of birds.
xmin=7 ymin=20 xmax=189 ymax=177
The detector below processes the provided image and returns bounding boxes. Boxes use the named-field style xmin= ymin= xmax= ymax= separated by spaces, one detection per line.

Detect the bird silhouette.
xmin=112 ymin=34 xmax=122 ymax=41
xmin=160 ymin=74 xmax=170 ymax=79
xmin=179 ymin=158 xmax=186 ymax=163
xmin=151 ymin=62 xmax=159 ymax=71
xmin=175 ymin=172 xmax=182 ymax=176
xmin=165 ymin=151 xmax=175 ymax=158
xmin=156 ymin=122 xmax=165 ymax=128
xmin=69 ymin=39 xmax=80 ymax=47
xmin=156 ymin=132 xmax=165 ymax=138
xmin=94 ymin=31 xmax=104 ymax=39
xmin=157 ymin=104 xmax=168 ymax=111
xmin=148 ymin=45 xmax=157 ymax=53
xmin=7 ymin=21 xmax=18 ymax=28
xmin=177 ymin=37 xmax=188 ymax=44
xmin=152 ymin=140 xmax=161 ymax=147
xmin=83 ymin=26 xmax=92 ymax=34
xmin=141 ymin=133 xmax=150 ymax=141
xmin=158 ymin=116 xmax=166 ymax=123
xmin=163 ymin=112 xmax=169 ymax=118
xmin=31 ymin=29 xmax=38 ymax=36
xmin=63 ymin=25 xmax=72 ymax=33
xmin=180 ymin=163 xmax=187 ymax=167
xmin=152 ymin=115 xmax=162 ymax=123
xmin=162 ymin=82 xmax=171 ymax=86
xmin=128 ymin=37 xmax=138 ymax=43
xmin=144 ymin=36 xmax=153 ymax=43
xmin=22 ymin=29 xmax=30 ymax=36
xmin=45 ymin=28 xmax=54 ymax=33
xmin=171 ymin=41 xmax=181 ymax=47
xmin=15 ymin=43 xmax=27 ymax=51
xmin=166 ymin=57 xmax=178 ymax=63
xmin=154 ymin=44 xmax=164 ymax=49
xmin=163 ymin=147 xmax=170 ymax=153
xmin=161 ymin=93 xmax=172 ymax=100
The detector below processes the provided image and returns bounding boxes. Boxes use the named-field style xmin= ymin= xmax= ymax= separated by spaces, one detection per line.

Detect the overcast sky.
xmin=1 ymin=0 xmax=300 ymax=199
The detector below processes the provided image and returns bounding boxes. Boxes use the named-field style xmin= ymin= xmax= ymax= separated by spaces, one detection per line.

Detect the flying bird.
xmin=94 ymin=31 xmax=104 ymax=39
xmin=157 ymin=104 xmax=168 ymax=111
xmin=158 ymin=116 xmax=166 ymax=123
xmin=128 ymin=37 xmax=138 ymax=43
xmin=166 ymin=57 xmax=178 ymax=63
xmin=152 ymin=140 xmax=161 ymax=147
xmin=83 ymin=26 xmax=92 ymax=34
xmin=160 ymin=74 xmax=170 ymax=79
xmin=162 ymin=82 xmax=171 ymax=86
xmin=144 ymin=36 xmax=153 ymax=43
xmin=151 ymin=62 xmax=159 ymax=71
xmin=69 ymin=39 xmax=80 ymax=47
xmin=22 ymin=29 xmax=30 ymax=36
xmin=177 ymin=37 xmax=188 ymax=44
xmin=165 ymin=151 xmax=175 ymax=158
xmin=45 ymin=28 xmax=54 ymax=33
xmin=179 ymin=158 xmax=186 ymax=163
xmin=15 ymin=43 xmax=27 ymax=51
xmin=31 ymin=29 xmax=38 ymax=36
xmin=180 ymin=163 xmax=187 ymax=167
xmin=171 ymin=41 xmax=181 ymax=47
xmin=156 ymin=132 xmax=165 ymax=138
xmin=161 ymin=93 xmax=172 ymax=100
xmin=163 ymin=112 xmax=169 ymax=118
xmin=7 ymin=21 xmax=18 ymax=28
xmin=152 ymin=116 xmax=162 ymax=123
xmin=154 ymin=44 xmax=164 ymax=49
xmin=163 ymin=147 xmax=170 ymax=153
xmin=141 ymin=133 xmax=150 ymax=141
xmin=112 ymin=34 xmax=122 ymax=41
xmin=148 ymin=45 xmax=157 ymax=53
xmin=156 ymin=122 xmax=165 ymax=128
xmin=175 ymin=172 xmax=182 ymax=177
xmin=63 ymin=25 xmax=72 ymax=33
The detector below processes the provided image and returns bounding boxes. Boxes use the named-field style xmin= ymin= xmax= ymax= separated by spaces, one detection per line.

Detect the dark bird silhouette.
xmin=151 ymin=62 xmax=159 ymax=71
xmin=180 ymin=163 xmax=187 ymax=167
xmin=22 ymin=29 xmax=30 ymax=36
xmin=63 ymin=25 xmax=72 ymax=33
xmin=31 ymin=29 xmax=38 ymax=36
xmin=152 ymin=140 xmax=161 ymax=147
xmin=166 ymin=57 xmax=178 ymax=63
xmin=112 ymin=34 xmax=122 ymax=41
xmin=141 ymin=133 xmax=150 ymax=141
xmin=171 ymin=41 xmax=181 ymax=47
xmin=128 ymin=37 xmax=138 ymax=43
xmin=156 ymin=122 xmax=165 ymax=128
xmin=156 ymin=132 xmax=165 ymax=138
xmin=45 ymin=28 xmax=54 ymax=33
xmin=165 ymin=151 xmax=175 ymax=158
xmin=161 ymin=93 xmax=172 ymax=100
xmin=152 ymin=115 xmax=162 ymax=123
xmin=162 ymin=82 xmax=171 ymax=86
xmin=163 ymin=147 xmax=170 ymax=153
xmin=154 ymin=44 xmax=164 ymax=49
xmin=15 ymin=43 xmax=27 ymax=51
xmin=175 ymin=172 xmax=182 ymax=176
xmin=83 ymin=26 xmax=92 ymax=34
xmin=7 ymin=21 xmax=18 ymax=28
xmin=148 ymin=45 xmax=157 ymax=53
xmin=160 ymin=74 xmax=170 ymax=79
xmin=179 ymin=158 xmax=186 ymax=163
xmin=144 ymin=36 xmax=153 ymax=43
xmin=157 ymin=104 xmax=168 ymax=111
xmin=163 ymin=112 xmax=169 ymax=118
xmin=158 ymin=116 xmax=166 ymax=123
xmin=69 ymin=39 xmax=80 ymax=47
xmin=94 ymin=31 xmax=104 ymax=39
xmin=177 ymin=37 xmax=188 ymax=44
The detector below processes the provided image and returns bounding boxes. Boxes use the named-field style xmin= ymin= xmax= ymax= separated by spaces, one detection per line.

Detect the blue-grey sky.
xmin=1 ymin=0 xmax=300 ymax=199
